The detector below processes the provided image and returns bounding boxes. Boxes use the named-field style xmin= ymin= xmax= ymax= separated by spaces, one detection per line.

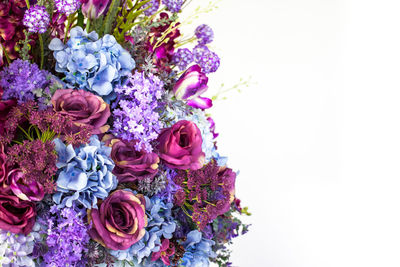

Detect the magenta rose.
xmin=51 ymin=89 xmax=110 ymax=134
xmin=0 ymin=193 xmax=36 ymax=235
xmin=107 ymin=137 xmax=160 ymax=183
xmin=6 ymin=169 xmax=45 ymax=201
xmin=157 ymin=120 xmax=205 ymax=170
xmin=88 ymin=190 xmax=147 ymax=250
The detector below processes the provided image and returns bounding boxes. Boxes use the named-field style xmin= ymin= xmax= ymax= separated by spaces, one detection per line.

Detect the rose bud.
xmin=7 ymin=169 xmax=45 ymax=201
xmin=80 ymin=0 xmax=110 ymax=19
xmin=107 ymin=137 xmax=159 ymax=183
xmin=173 ymin=65 xmax=213 ymax=109
xmin=51 ymin=89 xmax=110 ymax=135
xmin=157 ymin=120 xmax=205 ymax=170
xmin=0 ymin=193 xmax=36 ymax=235
xmin=88 ymin=190 xmax=147 ymax=250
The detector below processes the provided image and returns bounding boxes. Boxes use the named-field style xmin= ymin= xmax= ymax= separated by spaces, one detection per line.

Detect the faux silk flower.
xmin=52 ymin=89 xmax=111 ymax=134
xmin=157 ymin=120 xmax=205 ymax=170
xmin=105 ymin=136 xmax=160 ymax=183
xmin=88 ymin=189 xmax=147 ymax=250
xmin=0 ymin=193 xmax=36 ymax=235
xmin=173 ymin=65 xmax=212 ymax=109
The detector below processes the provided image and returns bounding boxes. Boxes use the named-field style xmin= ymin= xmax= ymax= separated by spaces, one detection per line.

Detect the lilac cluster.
xmin=54 ymin=0 xmax=81 ymax=15
xmin=112 ymin=72 xmax=163 ymax=152
xmin=172 ymin=48 xmax=194 ymax=71
xmin=195 ymin=24 xmax=214 ymax=44
xmin=163 ymin=0 xmax=184 ymax=13
xmin=23 ymin=5 xmax=50 ymax=33
xmin=0 ymin=59 xmax=50 ymax=106
xmin=142 ymin=0 xmax=160 ymax=16
xmin=41 ymin=206 xmax=90 ymax=266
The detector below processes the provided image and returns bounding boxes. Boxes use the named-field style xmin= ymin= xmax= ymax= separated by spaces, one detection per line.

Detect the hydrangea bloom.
xmin=54 ymin=0 xmax=81 ymax=15
xmin=0 ymin=228 xmax=39 ymax=267
xmin=180 ymin=230 xmax=216 ymax=267
xmin=112 ymin=72 xmax=163 ymax=152
xmin=23 ymin=5 xmax=50 ymax=33
xmin=53 ymin=135 xmax=117 ymax=208
xmin=172 ymin=48 xmax=194 ymax=71
xmin=110 ymin=195 xmax=176 ymax=264
xmin=41 ymin=206 xmax=90 ymax=266
xmin=49 ymin=27 xmax=135 ymax=101
xmin=163 ymin=0 xmax=184 ymax=13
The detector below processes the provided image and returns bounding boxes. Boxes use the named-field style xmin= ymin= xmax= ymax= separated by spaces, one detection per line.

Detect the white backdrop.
xmin=183 ymin=0 xmax=400 ymax=266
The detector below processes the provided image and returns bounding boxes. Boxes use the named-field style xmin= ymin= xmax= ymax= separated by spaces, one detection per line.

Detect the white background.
xmin=184 ymin=0 xmax=400 ymax=266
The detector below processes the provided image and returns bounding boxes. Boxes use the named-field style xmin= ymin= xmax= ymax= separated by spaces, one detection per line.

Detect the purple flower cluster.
xmin=23 ymin=5 xmax=50 ymax=33
xmin=0 ymin=59 xmax=50 ymax=106
xmin=142 ymin=0 xmax=160 ymax=16
xmin=163 ymin=0 xmax=184 ymax=13
xmin=172 ymin=48 xmax=194 ymax=71
xmin=112 ymin=72 xmax=163 ymax=152
xmin=41 ymin=206 xmax=90 ymax=266
xmin=54 ymin=0 xmax=81 ymax=15
xmin=195 ymin=24 xmax=214 ymax=44
xmin=192 ymin=44 xmax=220 ymax=74
xmin=173 ymin=161 xmax=236 ymax=230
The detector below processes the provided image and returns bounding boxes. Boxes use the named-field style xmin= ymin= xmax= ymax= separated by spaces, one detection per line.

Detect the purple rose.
xmin=88 ymin=190 xmax=147 ymax=250
xmin=7 ymin=169 xmax=45 ymax=201
xmin=157 ymin=120 xmax=205 ymax=170
xmin=0 ymin=193 xmax=36 ymax=235
xmin=105 ymin=136 xmax=160 ymax=183
xmin=52 ymin=89 xmax=110 ymax=134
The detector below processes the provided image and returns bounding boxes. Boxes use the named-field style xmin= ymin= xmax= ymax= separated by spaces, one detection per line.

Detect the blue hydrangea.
xmin=53 ymin=135 xmax=117 ymax=209
xmin=110 ymin=195 xmax=176 ymax=264
xmin=180 ymin=230 xmax=216 ymax=267
xmin=49 ymin=27 xmax=135 ymax=102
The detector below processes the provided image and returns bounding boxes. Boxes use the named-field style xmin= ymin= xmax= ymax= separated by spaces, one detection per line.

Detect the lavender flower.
xmin=142 ymin=0 xmax=160 ymax=16
xmin=163 ymin=0 xmax=184 ymax=13
xmin=41 ymin=206 xmax=90 ymax=266
xmin=23 ymin=5 xmax=50 ymax=33
xmin=112 ymin=72 xmax=164 ymax=152
xmin=54 ymin=0 xmax=81 ymax=15
xmin=195 ymin=24 xmax=214 ymax=44
xmin=172 ymin=48 xmax=194 ymax=71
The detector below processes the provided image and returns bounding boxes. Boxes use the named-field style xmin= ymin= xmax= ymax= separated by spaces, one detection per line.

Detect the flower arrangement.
xmin=0 ymin=0 xmax=250 ymax=266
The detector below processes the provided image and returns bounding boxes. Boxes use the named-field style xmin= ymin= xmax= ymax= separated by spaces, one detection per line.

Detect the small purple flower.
xmin=23 ymin=5 xmax=50 ymax=34
xmin=196 ymin=50 xmax=220 ymax=74
xmin=195 ymin=24 xmax=214 ymax=44
xmin=54 ymin=0 xmax=81 ymax=15
xmin=192 ymin=44 xmax=210 ymax=62
xmin=172 ymin=48 xmax=194 ymax=71
xmin=142 ymin=0 xmax=160 ymax=16
xmin=163 ymin=0 xmax=184 ymax=13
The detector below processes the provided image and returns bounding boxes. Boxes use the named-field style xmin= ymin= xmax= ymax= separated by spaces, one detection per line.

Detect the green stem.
xmin=174 ymin=36 xmax=196 ymax=48
xmin=25 ymin=0 xmax=30 ymax=9
xmin=38 ymin=34 xmax=44 ymax=69
xmin=17 ymin=126 xmax=33 ymax=141
xmin=1 ymin=43 xmax=11 ymax=65
xmin=85 ymin=19 xmax=91 ymax=32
